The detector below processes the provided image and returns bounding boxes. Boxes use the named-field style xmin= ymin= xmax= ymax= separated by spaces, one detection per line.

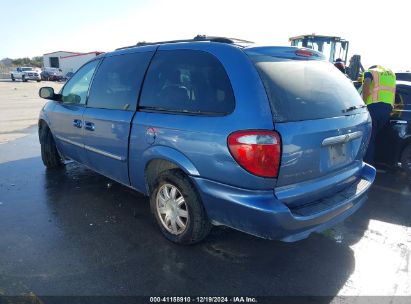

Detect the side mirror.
xmin=39 ymin=87 xmax=55 ymax=99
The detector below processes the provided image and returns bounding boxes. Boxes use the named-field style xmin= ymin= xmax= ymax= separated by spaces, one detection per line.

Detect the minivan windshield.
xmin=249 ymin=56 xmax=366 ymax=122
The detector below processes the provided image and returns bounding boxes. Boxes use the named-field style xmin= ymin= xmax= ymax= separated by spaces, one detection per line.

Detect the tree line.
xmin=0 ymin=56 xmax=43 ymax=68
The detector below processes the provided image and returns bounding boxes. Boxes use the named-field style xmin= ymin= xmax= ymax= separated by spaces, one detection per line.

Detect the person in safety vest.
xmin=362 ymin=65 xmax=396 ymax=164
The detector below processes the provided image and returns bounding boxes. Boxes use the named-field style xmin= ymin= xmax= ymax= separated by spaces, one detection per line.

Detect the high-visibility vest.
xmin=362 ymin=66 xmax=396 ymax=105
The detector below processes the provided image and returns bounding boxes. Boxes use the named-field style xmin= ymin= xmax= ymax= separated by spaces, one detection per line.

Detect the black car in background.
xmin=65 ymin=72 xmax=74 ymax=80
xmin=375 ymin=81 xmax=411 ymax=175
xmin=41 ymin=68 xmax=64 ymax=81
xmin=396 ymin=72 xmax=411 ymax=82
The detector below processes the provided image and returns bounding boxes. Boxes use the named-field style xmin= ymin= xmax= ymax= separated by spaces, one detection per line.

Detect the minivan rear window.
xmin=249 ymin=56 xmax=366 ymax=122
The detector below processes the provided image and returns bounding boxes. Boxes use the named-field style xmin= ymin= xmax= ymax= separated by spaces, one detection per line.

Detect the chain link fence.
xmin=0 ymin=65 xmax=12 ymax=79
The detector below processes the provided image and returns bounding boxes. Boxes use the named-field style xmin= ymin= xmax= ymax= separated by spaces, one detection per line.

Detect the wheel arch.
xmin=142 ymin=146 xmax=200 ymax=196
xmin=38 ymin=119 xmax=49 ymax=140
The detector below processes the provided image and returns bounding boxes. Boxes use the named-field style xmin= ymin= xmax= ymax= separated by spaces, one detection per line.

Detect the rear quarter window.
xmin=250 ymin=56 xmax=365 ymax=122
xmin=139 ymin=50 xmax=235 ymax=115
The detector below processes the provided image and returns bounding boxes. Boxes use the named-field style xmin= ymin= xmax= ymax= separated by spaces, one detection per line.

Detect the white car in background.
xmin=10 ymin=67 xmax=41 ymax=82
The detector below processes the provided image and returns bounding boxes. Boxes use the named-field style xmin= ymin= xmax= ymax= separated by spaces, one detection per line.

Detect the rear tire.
xmin=400 ymin=144 xmax=411 ymax=176
xmin=11 ymin=74 xmax=15 ymax=81
xmin=40 ymin=126 xmax=64 ymax=169
xmin=150 ymin=169 xmax=211 ymax=244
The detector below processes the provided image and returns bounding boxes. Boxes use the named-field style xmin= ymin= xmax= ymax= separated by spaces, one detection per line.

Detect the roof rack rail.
xmin=115 ymin=35 xmax=253 ymax=50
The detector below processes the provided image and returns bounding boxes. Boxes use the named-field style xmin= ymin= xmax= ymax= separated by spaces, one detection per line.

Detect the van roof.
xmin=115 ymin=35 xmax=253 ymax=51
xmin=112 ymin=36 xmax=325 ymax=62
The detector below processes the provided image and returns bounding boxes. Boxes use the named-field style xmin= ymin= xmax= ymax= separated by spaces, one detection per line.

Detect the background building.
xmin=43 ymin=51 xmax=103 ymax=75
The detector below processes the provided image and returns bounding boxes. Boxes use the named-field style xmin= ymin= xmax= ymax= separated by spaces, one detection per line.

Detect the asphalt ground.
xmin=0 ymin=80 xmax=410 ymax=302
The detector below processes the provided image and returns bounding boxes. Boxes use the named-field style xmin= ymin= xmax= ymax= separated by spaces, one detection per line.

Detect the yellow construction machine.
xmin=289 ymin=34 xmax=364 ymax=82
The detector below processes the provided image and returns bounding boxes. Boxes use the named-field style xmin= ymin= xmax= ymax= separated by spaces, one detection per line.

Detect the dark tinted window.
xmin=250 ymin=56 xmax=366 ymax=122
xmin=396 ymin=73 xmax=411 ymax=81
xmin=394 ymin=92 xmax=403 ymax=107
xmin=406 ymin=94 xmax=411 ymax=106
xmin=87 ymin=52 xmax=153 ymax=111
xmin=393 ymin=89 xmax=411 ymax=117
xmin=395 ymin=89 xmax=411 ymax=107
xmin=401 ymin=90 xmax=411 ymax=105
xmin=139 ymin=50 xmax=234 ymax=114
xmin=61 ymin=60 xmax=99 ymax=105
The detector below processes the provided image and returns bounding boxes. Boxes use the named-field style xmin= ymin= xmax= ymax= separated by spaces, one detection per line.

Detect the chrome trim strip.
xmin=55 ymin=135 xmax=125 ymax=161
xmin=390 ymin=120 xmax=408 ymax=124
xmin=322 ymin=131 xmax=363 ymax=147
xmin=84 ymin=145 xmax=125 ymax=161
xmin=55 ymin=135 xmax=84 ymax=148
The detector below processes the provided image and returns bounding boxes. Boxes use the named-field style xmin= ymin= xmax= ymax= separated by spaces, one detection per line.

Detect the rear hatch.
xmin=246 ymin=47 xmax=371 ymax=207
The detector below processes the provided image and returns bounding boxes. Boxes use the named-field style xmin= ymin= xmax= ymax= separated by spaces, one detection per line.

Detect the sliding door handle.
xmin=73 ymin=119 xmax=82 ymax=128
xmin=84 ymin=121 xmax=95 ymax=131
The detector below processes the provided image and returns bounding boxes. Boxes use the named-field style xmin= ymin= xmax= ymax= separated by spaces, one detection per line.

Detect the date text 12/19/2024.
xmin=150 ymin=297 xmax=258 ymax=303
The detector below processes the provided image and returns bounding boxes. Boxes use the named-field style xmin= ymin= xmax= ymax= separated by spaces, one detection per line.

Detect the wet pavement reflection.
xmin=0 ymin=131 xmax=410 ymax=297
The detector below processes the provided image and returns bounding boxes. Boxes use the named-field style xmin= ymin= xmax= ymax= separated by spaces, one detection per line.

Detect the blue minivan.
xmin=38 ymin=36 xmax=376 ymax=244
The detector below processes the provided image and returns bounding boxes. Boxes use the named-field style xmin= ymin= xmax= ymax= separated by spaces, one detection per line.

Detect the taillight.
xmin=227 ymin=130 xmax=281 ymax=178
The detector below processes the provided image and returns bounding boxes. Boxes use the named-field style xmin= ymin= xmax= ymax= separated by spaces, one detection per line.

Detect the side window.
xmin=394 ymin=92 xmax=404 ymax=109
xmin=394 ymin=90 xmax=411 ymax=107
xmin=392 ymin=90 xmax=411 ymax=117
xmin=402 ymin=91 xmax=411 ymax=106
xmin=61 ymin=60 xmax=99 ymax=105
xmin=87 ymin=52 xmax=153 ymax=111
xmin=139 ymin=50 xmax=235 ymax=115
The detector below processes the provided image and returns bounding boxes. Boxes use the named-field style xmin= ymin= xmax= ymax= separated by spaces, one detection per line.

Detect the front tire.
xmin=150 ymin=169 xmax=211 ymax=244
xmin=400 ymin=144 xmax=411 ymax=176
xmin=22 ymin=75 xmax=27 ymax=82
xmin=40 ymin=126 xmax=64 ymax=169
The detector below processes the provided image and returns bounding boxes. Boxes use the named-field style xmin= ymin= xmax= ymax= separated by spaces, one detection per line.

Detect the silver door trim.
xmin=322 ymin=131 xmax=363 ymax=147
xmin=390 ymin=120 xmax=408 ymax=124
xmin=55 ymin=135 xmax=125 ymax=161
xmin=84 ymin=145 xmax=125 ymax=161
xmin=55 ymin=135 xmax=83 ymax=148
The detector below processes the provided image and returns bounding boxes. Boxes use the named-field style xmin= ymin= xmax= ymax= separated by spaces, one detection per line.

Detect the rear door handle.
xmin=73 ymin=119 xmax=82 ymax=128
xmin=322 ymin=131 xmax=363 ymax=146
xmin=84 ymin=121 xmax=95 ymax=131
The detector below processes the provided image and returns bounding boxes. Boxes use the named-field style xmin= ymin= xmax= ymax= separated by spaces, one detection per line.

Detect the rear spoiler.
xmin=244 ymin=46 xmax=326 ymax=61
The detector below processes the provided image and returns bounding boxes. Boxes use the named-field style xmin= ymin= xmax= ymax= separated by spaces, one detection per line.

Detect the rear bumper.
xmin=192 ymin=163 xmax=376 ymax=242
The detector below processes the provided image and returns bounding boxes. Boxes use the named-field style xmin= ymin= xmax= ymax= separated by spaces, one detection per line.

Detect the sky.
xmin=0 ymin=0 xmax=410 ymax=71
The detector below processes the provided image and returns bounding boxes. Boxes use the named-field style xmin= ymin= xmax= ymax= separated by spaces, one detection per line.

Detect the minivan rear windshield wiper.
xmin=343 ymin=104 xmax=367 ymax=113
